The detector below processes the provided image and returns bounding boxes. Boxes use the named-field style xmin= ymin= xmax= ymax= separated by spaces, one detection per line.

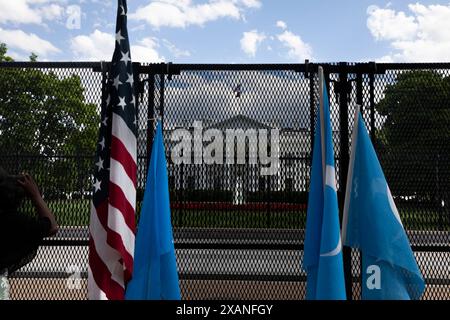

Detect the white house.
xmin=139 ymin=114 xmax=340 ymax=196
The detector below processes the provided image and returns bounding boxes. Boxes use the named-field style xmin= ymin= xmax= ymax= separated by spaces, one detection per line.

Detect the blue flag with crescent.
xmin=125 ymin=121 xmax=181 ymax=300
xmin=303 ymin=67 xmax=346 ymax=300
xmin=342 ymin=108 xmax=425 ymax=300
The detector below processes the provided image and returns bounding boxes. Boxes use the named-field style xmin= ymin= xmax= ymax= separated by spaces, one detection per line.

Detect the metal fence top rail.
xmin=3 ymin=61 xmax=450 ymax=74
xmin=143 ymin=62 xmax=450 ymax=73
xmin=0 ymin=61 xmax=102 ymax=68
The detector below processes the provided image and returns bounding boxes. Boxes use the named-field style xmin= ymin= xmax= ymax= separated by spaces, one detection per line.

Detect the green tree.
xmin=376 ymin=70 xmax=450 ymax=208
xmin=0 ymin=43 xmax=13 ymax=62
xmin=0 ymin=43 xmax=98 ymax=199
xmin=29 ymin=52 xmax=38 ymax=62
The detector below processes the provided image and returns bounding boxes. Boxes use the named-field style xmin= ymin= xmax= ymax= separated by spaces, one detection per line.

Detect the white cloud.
xmin=38 ymin=3 xmax=65 ymax=21
xmin=391 ymin=39 xmax=450 ymax=62
xmin=277 ymin=30 xmax=312 ymax=61
xmin=0 ymin=0 xmax=67 ymax=25
xmin=162 ymin=39 xmax=190 ymax=58
xmin=276 ymin=20 xmax=287 ymax=30
xmin=236 ymin=0 xmax=261 ymax=8
xmin=0 ymin=0 xmax=42 ymax=24
xmin=70 ymin=30 xmax=164 ymax=62
xmin=240 ymin=30 xmax=265 ymax=57
xmin=133 ymin=37 xmax=165 ymax=62
xmin=0 ymin=27 xmax=60 ymax=57
xmin=90 ymin=0 xmax=113 ymax=6
xmin=28 ymin=0 xmax=64 ymax=3
xmin=130 ymin=0 xmax=261 ymax=28
xmin=130 ymin=24 xmax=146 ymax=32
xmin=367 ymin=3 xmax=450 ymax=62
xmin=408 ymin=3 xmax=450 ymax=42
xmin=70 ymin=29 xmax=113 ymax=61
xmin=367 ymin=5 xmax=417 ymax=41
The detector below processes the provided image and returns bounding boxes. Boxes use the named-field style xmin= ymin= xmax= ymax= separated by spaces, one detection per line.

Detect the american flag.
xmin=88 ymin=0 xmax=137 ymax=300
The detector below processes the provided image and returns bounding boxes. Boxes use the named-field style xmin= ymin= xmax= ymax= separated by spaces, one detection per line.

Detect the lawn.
xmin=43 ymin=199 xmax=307 ymax=229
xmin=19 ymin=199 xmax=449 ymax=231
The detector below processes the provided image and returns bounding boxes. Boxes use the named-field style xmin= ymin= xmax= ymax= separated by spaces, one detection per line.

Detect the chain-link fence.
xmin=0 ymin=62 xmax=448 ymax=300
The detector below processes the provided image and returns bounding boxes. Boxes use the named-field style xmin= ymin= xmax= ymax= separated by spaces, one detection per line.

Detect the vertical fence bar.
xmin=159 ymin=72 xmax=165 ymax=126
xmin=337 ymin=62 xmax=353 ymax=300
xmin=369 ymin=72 xmax=375 ymax=142
xmin=146 ymin=73 xmax=155 ymax=171
xmin=132 ymin=62 xmax=141 ymax=128
xmin=100 ymin=62 xmax=108 ymax=139
xmin=132 ymin=63 xmax=141 ymax=183
xmin=309 ymin=70 xmax=315 ymax=164
xmin=356 ymin=72 xmax=363 ymax=108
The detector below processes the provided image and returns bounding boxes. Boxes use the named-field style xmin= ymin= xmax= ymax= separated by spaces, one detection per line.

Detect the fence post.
xmin=146 ymin=72 xmax=155 ymax=172
xmin=309 ymin=70 xmax=316 ymax=167
xmin=336 ymin=62 xmax=353 ymax=300
xmin=159 ymin=66 xmax=165 ymax=125
xmin=369 ymin=70 xmax=375 ymax=142
xmin=356 ymin=72 xmax=363 ymax=108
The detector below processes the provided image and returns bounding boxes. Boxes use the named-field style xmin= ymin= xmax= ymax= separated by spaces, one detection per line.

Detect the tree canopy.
xmin=376 ymin=70 xmax=450 ymax=205
xmin=0 ymin=43 xmax=13 ymax=62
xmin=0 ymin=44 xmax=98 ymax=198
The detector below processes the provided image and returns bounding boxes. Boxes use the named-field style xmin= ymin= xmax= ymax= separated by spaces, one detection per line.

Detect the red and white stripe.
xmin=88 ymin=112 xmax=137 ymax=300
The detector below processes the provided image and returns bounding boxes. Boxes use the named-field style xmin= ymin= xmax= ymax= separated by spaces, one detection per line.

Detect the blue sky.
xmin=1 ymin=0 xmax=450 ymax=63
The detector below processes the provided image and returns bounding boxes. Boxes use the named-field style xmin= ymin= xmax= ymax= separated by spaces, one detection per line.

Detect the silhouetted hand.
xmin=17 ymin=173 xmax=41 ymax=201
xmin=17 ymin=173 xmax=58 ymax=236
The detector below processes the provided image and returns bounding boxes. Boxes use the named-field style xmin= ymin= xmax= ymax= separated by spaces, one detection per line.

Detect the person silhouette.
xmin=0 ymin=167 xmax=58 ymax=299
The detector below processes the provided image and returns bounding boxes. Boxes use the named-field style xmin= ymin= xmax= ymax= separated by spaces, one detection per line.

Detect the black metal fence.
xmin=0 ymin=61 xmax=448 ymax=300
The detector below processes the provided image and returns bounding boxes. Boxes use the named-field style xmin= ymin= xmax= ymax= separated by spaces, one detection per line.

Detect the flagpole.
xmin=318 ymin=66 xmax=326 ymax=184
xmin=341 ymin=104 xmax=361 ymax=243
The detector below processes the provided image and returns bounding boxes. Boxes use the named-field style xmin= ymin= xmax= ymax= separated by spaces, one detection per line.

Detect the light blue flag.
xmin=125 ymin=121 xmax=181 ymax=300
xmin=303 ymin=67 xmax=346 ymax=300
xmin=342 ymin=108 xmax=425 ymax=300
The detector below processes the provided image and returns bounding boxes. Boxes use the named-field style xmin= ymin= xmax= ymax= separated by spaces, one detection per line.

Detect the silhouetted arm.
xmin=17 ymin=173 xmax=59 ymax=236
